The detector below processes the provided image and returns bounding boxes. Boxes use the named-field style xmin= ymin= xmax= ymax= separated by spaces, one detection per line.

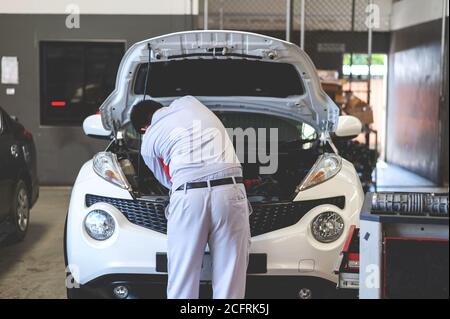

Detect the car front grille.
xmin=250 ymin=196 xmax=345 ymax=236
xmin=85 ymin=194 xmax=345 ymax=237
xmin=85 ymin=194 xmax=168 ymax=234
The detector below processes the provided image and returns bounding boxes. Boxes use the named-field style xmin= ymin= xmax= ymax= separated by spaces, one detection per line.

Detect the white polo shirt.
xmin=141 ymin=95 xmax=242 ymax=191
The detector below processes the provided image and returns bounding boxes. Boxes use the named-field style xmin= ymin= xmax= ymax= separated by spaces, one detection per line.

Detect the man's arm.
xmin=142 ymin=153 xmax=172 ymax=189
xmin=141 ymin=131 xmax=172 ymax=189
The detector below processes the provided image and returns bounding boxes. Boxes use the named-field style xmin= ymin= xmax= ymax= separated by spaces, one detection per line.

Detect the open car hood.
xmin=99 ymin=30 xmax=339 ymax=133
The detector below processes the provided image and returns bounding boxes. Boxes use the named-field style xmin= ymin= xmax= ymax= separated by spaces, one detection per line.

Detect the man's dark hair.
xmin=130 ymin=100 xmax=164 ymax=133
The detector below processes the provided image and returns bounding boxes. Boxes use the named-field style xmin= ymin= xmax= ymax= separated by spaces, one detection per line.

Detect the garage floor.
xmin=376 ymin=161 xmax=446 ymax=192
xmin=0 ymin=164 xmax=447 ymax=299
xmin=0 ymin=187 xmax=68 ymax=299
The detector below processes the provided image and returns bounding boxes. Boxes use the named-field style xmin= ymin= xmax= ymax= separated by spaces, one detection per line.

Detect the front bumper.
xmin=67 ymin=274 xmax=357 ymax=299
xmin=67 ymin=159 xmax=363 ymax=287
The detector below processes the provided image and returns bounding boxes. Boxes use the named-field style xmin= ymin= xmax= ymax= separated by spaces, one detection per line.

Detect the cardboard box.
xmin=346 ymin=94 xmax=368 ymax=111
xmin=342 ymin=93 xmax=373 ymax=124
xmin=321 ymin=80 xmax=345 ymax=106
xmin=321 ymin=82 xmax=343 ymax=95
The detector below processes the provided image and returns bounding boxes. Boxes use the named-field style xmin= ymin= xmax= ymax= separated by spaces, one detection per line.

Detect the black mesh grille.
xmin=85 ymin=194 xmax=345 ymax=237
xmin=85 ymin=194 xmax=168 ymax=234
xmin=250 ymin=196 xmax=345 ymax=236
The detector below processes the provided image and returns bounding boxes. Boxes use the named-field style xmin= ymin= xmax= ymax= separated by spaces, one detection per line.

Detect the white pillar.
xmin=203 ymin=0 xmax=209 ymax=30
xmin=286 ymin=0 xmax=292 ymax=42
xmin=300 ymin=0 xmax=305 ymax=50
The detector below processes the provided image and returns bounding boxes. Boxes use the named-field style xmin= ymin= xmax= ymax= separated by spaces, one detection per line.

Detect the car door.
xmin=0 ymin=109 xmax=18 ymax=222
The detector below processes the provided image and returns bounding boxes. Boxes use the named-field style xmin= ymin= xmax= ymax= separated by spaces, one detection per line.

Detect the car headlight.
xmin=84 ymin=209 xmax=115 ymax=240
xmin=311 ymin=211 xmax=344 ymax=243
xmin=93 ymin=152 xmax=130 ymax=189
xmin=296 ymin=153 xmax=342 ymax=192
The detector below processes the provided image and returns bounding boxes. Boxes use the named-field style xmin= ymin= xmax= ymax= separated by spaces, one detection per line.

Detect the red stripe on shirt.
xmin=159 ymin=158 xmax=171 ymax=180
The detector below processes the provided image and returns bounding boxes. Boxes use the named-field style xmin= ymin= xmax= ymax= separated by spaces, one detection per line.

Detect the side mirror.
xmin=335 ymin=115 xmax=362 ymax=138
xmin=83 ymin=114 xmax=111 ymax=139
xmin=10 ymin=115 xmax=19 ymax=122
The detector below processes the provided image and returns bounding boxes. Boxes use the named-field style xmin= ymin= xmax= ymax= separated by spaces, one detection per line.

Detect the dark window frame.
xmin=39 ymin=40 xmax=125 ymax=126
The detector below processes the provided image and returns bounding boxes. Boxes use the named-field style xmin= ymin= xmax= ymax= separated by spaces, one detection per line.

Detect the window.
xmin=342 ymin=53 xmax=387 ymax=79
xmin=134 ymin=59 xmax=304 ymax=98
xmin=40 ymin=41 xmax=124 ymax=126
xmin=342 ymin=53 xmax=388 ymax=158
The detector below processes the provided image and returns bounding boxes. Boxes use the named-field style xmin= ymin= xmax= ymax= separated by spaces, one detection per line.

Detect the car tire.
xmin=6 ymin=180 xmax=30 ymax=243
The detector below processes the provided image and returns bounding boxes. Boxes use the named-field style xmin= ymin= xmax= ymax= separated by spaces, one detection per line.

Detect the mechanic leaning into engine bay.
xmin=130 ymin=95 xmax=251 ymax=299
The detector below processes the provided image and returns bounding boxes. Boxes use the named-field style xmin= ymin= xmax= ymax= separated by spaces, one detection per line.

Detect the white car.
xmin=65 ymin=30 xmax=364 ymax=299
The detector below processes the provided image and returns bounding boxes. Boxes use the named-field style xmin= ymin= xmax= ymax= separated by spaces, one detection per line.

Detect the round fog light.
xmin=84 ymin=209 xmax=115 ymax=240
xmin=113 ymin=285 xmax=129 ymax=299
xmin=311 ymin=211 xmax=344 ymax=243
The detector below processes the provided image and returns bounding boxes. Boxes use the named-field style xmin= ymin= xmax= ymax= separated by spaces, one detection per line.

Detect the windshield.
xmin=134 ymin=59 xmax=304 ymax=98
xmin=123 ymin=111 xmax=317 ymax=151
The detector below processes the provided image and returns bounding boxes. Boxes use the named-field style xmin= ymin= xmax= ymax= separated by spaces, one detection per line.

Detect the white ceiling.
xmin=0 ymin=0 xmax=199 ymax=15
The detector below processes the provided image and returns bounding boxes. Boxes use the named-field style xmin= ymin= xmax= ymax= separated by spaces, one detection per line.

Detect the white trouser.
xmin=166 ymin=179 xmax=251 ymax=299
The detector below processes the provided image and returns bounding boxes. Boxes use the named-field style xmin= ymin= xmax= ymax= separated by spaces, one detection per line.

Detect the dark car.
xmin=0 ymin=106 xmax=39 ymax=243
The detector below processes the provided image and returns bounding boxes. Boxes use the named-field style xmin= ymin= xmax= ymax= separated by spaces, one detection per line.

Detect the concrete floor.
xmin=0 ymin=164 xmax=446 ymax=299
xmin=375 ymin=161 xmax=448 ymax=193
xmin=0 ymin=187 xmax=69 ymax=299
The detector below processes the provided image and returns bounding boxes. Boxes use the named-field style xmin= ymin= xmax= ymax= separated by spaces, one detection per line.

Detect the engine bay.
xmin=110 ymin=111 xmax=322 ymax=203
xmin=112 ymin=142 xmax=320 ymax=203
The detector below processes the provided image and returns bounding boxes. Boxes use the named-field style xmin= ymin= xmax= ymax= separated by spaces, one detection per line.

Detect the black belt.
xmin=175 ymin=177 xmax=243 ymax=191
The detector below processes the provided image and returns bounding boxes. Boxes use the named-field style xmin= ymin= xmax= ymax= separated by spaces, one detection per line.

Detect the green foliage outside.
xmin=343 ymin=53 xmax=385 ymax=66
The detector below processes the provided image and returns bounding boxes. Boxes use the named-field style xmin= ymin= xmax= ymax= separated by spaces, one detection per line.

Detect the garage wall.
xmin=0 ymin=14 xmax=194 ymax=185
xmin=386 ymin=0 xmax=448 ymax=185
xmin=441 ymin=20 xmax=449 ymax=186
